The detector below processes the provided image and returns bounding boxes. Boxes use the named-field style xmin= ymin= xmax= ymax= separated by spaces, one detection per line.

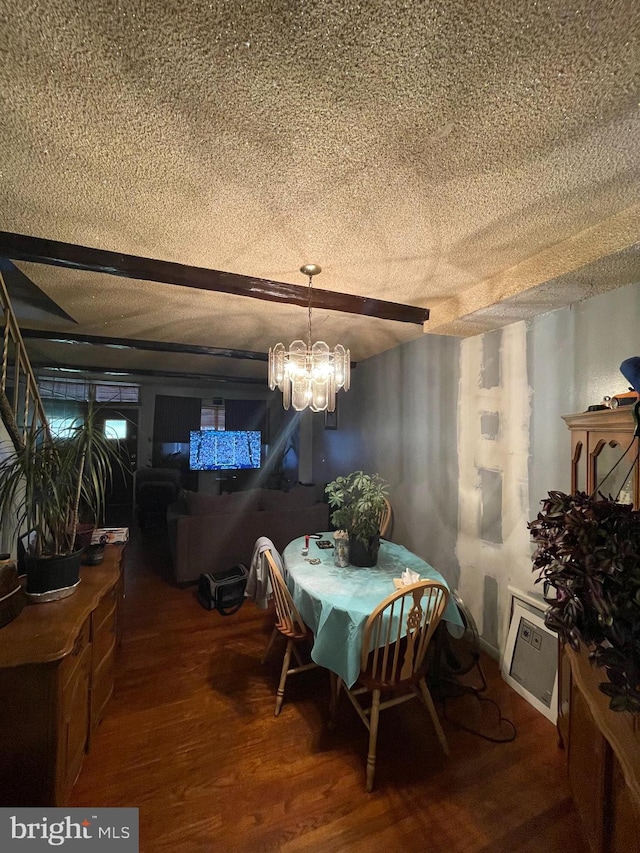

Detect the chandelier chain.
xmin=307 ymin=274 xmax=313 ymax=350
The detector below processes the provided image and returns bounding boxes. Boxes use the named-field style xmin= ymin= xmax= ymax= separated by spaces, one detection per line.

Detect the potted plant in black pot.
xmin=325 ymin=471 xmax=389 ymax=567
xmin=0 ymin=403 xmax=123 ymax=601
xmin=529 ymin=489 xmax=640 ymax=713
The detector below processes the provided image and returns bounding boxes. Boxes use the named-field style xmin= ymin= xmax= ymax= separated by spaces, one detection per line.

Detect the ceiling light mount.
xmin=268 ymin=264 xmax=350 ymax=412
xmin=299 ymin=263 xmax=321 ymax=277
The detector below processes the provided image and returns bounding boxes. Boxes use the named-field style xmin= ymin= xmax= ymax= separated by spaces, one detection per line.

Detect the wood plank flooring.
xmin=70 ymin=524 xmax=585 ymax=852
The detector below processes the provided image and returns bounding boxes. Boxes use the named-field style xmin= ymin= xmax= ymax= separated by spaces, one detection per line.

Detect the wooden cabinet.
xmin=563 ymin=407 xmax=639 ymax=508
xmin=90 ymin=581 xmax=118 ymax=741
xmin=562 ymin=407 xmax=640 ymax=852
xmin=0 ymin=544 xmax=125 ymax=806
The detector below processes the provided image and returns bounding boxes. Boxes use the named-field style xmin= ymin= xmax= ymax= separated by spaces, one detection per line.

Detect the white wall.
xmin=312 ymin=279 xmax=640 ymax=658
xmin=312 ymin=332 xmax=461 ymax=589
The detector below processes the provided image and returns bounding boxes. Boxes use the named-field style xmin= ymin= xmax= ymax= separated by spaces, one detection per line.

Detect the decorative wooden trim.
xmin=571 ymin=440 xmax=583 ymax=494
xmin=562 ymin=408 xmax=636 ymax=433
xmin=0 ymin=231 xmax=430 ymax=326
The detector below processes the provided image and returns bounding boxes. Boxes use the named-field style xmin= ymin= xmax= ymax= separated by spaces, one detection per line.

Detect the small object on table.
xmin=334 ymin=530 xmax=349 ymax=567
xmin=393 ymin=568 xmax=421 ymax=589
xmin=83 ymin=534 xmax=108 ymax=566
xmin=316 ymin=540 xmax=334 ymax=549
xmin=91 ymin=527 xmax=129 ymax=545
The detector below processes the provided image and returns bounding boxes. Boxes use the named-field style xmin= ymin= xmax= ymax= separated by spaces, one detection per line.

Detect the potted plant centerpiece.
xmin=529 ymin=489 xmax=640 ymax=713
xmin=0 ymin=403 xmax=123 ymax=601
xmin=325 ymin=471 xmax=389 ymax=567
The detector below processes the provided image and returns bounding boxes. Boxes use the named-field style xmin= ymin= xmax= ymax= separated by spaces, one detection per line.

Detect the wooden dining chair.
xmin=377 ymin=497 xmax=392 ymax=538
xmin=261 ymin=548 xmax=318 ymax=716
xmin=334 ymin=580 xmax=450 ymax=791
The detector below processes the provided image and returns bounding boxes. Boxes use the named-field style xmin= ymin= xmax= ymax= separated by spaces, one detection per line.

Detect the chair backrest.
xmin=135 ymin=468 xmax=181 ymax=507
xmin=361 ymin=581 xmax=449 ymax=688
xmin=377 ymin=497 xmax=392 ymax=538
xmin=263 ymin=549 xmax=307 ymax=638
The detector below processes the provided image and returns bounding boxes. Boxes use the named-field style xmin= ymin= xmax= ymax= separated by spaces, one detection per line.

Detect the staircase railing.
xmin=0 ymin=269 xmax=51 ymax=450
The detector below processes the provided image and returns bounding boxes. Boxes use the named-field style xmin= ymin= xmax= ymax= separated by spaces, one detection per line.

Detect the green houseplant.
xmin=325 ymin=471 xmax=389 ymax=567
xmin=529 ymin=490 xmax=640 ymax=713
xmin=0 ymin=403 xmax=123 ymax=600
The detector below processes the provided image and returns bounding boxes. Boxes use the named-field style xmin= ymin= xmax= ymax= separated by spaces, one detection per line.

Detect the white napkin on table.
xmin=401 ymin=568 xmax=420 ymax=585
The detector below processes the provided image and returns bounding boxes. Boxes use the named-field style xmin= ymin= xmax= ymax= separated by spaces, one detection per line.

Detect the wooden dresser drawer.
xmin=93 ymin=583 xmax=118 ymax=632
xmin=90 ymin=643 xmax=116 ymax=737
xmin=93 ymin=601 xmax=117 ymax=666
xmin=59 ymin=617 xmax=91 ymax=687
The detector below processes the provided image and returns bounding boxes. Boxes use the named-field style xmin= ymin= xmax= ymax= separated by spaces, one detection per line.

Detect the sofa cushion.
xmin=186 ymin=489 xmax=262 ymax=515
xmin=260 ymin=484 xmax=319 ymax=511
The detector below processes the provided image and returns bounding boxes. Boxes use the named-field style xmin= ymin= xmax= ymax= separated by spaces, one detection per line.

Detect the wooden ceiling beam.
xmin=33 ymin=363 xmax=265 ymax=385
xmin=0 ymin=231 xmax=430 ymax=326
xmin=21 ymin=328 xmax=269 ymax=361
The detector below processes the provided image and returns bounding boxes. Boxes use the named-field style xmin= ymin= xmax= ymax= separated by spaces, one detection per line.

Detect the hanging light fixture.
xmin=268 ymin=264 xmax=350 ymax=412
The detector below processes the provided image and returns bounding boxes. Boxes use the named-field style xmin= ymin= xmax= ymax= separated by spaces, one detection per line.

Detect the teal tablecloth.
xmin=283 ymin=534 xmax=463 ymax=687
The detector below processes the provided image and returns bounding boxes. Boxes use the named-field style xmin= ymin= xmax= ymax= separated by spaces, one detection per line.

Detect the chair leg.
xmin=275 ymin=638 xmax=294 ymax=716
xmin=366 ymin=688 xmax=381 ymax=792
xmin=329 ymin=672 xmax=340 ymax=725
xmin=418 ymin=678 xmax=449 ymax=757
xmin=262 ymin=627 xmax=278 ymax=664
xmin=291 ymin=643 xmax=304 ymax=668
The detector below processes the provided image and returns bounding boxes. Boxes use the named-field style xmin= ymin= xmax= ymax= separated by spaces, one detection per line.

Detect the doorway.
xmin=95 ymin=406 xmax=139 ymax=522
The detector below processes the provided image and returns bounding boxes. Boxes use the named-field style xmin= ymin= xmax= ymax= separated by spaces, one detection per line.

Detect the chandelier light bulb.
xmin=268 ymin=265 xmax=351 ymax=412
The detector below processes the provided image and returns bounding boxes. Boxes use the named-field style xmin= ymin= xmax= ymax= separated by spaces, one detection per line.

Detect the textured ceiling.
xmin=0 ymin=0 xmax=638 ymax=384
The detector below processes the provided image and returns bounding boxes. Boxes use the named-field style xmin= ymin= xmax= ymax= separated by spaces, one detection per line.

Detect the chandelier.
xmin=268 ymin=264 xmax=350 ymax=412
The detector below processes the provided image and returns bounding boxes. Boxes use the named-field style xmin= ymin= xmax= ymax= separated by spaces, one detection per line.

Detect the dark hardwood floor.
xmin=70 ymin=522 xmax=585 ymax=852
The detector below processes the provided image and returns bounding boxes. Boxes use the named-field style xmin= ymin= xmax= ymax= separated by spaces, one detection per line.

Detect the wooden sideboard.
xmin=0 ymin=544 xmax=125 ymax=806
xmin=561 ymin=407 xmax=640 ymax=852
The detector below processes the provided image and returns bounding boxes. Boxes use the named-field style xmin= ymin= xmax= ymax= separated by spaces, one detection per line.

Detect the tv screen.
xmin=189 ymin=430 xmax=262 ymax=471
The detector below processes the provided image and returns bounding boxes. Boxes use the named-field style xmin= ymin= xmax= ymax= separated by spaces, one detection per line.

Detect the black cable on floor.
xmin=436 ymin=679 xmax=517 ymax=744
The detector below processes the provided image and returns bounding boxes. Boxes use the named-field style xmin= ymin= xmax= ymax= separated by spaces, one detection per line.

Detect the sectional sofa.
xmin=166 ymin=484 xmax=329 ymax=584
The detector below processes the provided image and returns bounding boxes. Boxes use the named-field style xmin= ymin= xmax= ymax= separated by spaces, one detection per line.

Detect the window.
xmin=96 ymin=384 xmax=139 ymax=403
xmin=104 ymin=419 xmax=127 ymax=440
xmin=38 ymin=377 xmax=140 ymax=404
xmin=48 ymin=417 xmax=78 ymax=439
xmin=39 ymin=379 xmax=90 ymax=402
xmin=201 ymin=402 xmax=225 ymax=431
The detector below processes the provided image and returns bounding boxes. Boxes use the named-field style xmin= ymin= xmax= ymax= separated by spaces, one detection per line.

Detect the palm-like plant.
xmin=0 ymin=403 xmax=123 ymax=559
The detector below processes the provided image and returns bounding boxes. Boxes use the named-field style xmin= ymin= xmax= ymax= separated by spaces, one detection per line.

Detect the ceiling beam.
xmin=0 ymin=231 xmax=430 ymax=325
xmin=21 ymin=328 xmax=269 ymax=361
xmin=34 ymin=363 xmax=265 ymax=384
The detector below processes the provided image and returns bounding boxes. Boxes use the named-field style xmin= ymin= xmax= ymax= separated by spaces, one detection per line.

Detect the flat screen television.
xmin=189 ymin=430 xmax=262 ymax=471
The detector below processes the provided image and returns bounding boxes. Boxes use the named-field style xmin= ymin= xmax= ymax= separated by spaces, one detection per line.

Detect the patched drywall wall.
xmin=456 ymin=323 xmax=533 ymax=657
xmin=463 ymin=280 xmax=639 ymax=657
xmin=311 ymin=279 xmax=639 ymax=661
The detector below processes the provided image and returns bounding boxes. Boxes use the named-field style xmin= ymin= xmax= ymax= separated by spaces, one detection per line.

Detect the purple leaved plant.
xmin=529 ymin=490 xmax=640 ymax=714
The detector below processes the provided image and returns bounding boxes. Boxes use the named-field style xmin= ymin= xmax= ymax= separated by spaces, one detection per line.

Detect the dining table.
xmin=282 ymin=533 xmax=463 ymax=688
